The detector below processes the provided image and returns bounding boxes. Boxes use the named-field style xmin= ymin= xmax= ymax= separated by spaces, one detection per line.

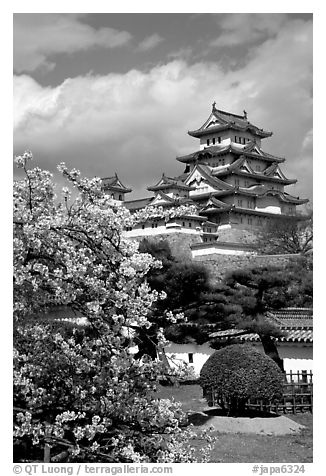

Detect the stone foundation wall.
xmin=134 ymin=231 xmax=302 ymax=282
xmin=217 ymin=227 xmax=258 ymax=244
xmin=134 ymin=232 xmax=202 ymax=259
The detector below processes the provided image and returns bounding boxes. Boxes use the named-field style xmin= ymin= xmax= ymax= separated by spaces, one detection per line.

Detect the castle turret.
xmin=176 ymin=104 xmax=308 ymax=232
xmin=102 ymin=173 xmax=132 ymax=202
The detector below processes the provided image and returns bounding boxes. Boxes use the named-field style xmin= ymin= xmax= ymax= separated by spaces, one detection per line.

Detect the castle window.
xmin=188 ymin=353 xmax=194 ymax=364
xmin=182 ymin=221 xmax=185 ymax=227
xmin=189 ymin=222 xmax=192 ymax=227
xmin=212 ymin=137 xmax=216 ymax=145
xmin=142 ymin=224 xmax=145 ymax=229
xmin=237 ymin=199 xmax=243 ymax=207
xmin=119 ymin=194 xmax=123 ymax=200
xmin=248 ymin=217 xmax=252 ymax=225
xmin=207 ymin=139 xmax=210 ymax=146
xmin=247 ymin=199 xmax=254 ymax=209
xmin=240 ymin=217 xmax=243 ymax=223
xmin=235 ymin=178 xmax=240 ymax=186
xmin=218 ymin=137 xmax=221 ymax=143
xmin=235 ymin=136 xmax=237 ymax=143
xmin=111 ymin=193 xmax=115 ymax=199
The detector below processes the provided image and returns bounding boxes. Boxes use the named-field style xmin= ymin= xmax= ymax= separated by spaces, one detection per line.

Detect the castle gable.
xmin=185 ymin=165 xmax=234 ymax=197
xmin=150 ymin=191 xmax=175 ymax=206
xmin=264 ymin=163 xmax=290 ymax=181
xmin=239 ymin=158 xmax=254 ymax=174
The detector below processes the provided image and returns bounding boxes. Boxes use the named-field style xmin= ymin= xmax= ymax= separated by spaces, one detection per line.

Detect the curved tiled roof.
xmin=101 ymin=174 xmax=132 ymax=193
xmin=210 ymin=308 xmax=313 ymax=343
xmin=124 ymin=197 xmax=153 ymax=210
xmin=212 ymin=156 xmax=296 ymax=185
xmin=147 ymin=174 xmax=194 ymax=192
xmin=210 ymin=185 xmax=309 ymax=205
xmin=188 ymin=106 xmax=272 ymax=139
xmin=176 ymin=142 xmax=284 ymax=164
xmin=185 ymin=164 xmax=235 ymax=191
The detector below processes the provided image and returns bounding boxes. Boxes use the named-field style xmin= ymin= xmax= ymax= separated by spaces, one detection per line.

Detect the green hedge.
xmin=200 ymin=344 xmax=283 ymax=409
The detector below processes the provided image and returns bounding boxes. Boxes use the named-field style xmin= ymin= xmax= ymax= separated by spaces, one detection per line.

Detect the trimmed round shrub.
xmin=199 ymin=344 xmax=283 ymax=414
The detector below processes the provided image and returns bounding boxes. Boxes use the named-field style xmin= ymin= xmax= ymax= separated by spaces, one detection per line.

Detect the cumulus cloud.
xmin=13 ymin=17 xmax=312 ymax=202
xmin=211 ymin=13 xmax=288 ymax=47
xmin=13 ymin=13 xmax=132 ymax=73
xmin=302 ymin=129 xmax=313 ymax=152
xmin=138 ymin=34 xmax=164 ymax=51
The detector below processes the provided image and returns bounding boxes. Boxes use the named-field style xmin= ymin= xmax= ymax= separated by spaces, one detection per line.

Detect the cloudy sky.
xmin=13 ymin=12 xmax=313 ymax=203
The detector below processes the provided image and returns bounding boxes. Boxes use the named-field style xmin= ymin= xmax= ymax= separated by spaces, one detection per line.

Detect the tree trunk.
xmin=259 ymin=334 xmax=284 ymax=372
xmin=228 ymin=397 xmax=247 ymax=416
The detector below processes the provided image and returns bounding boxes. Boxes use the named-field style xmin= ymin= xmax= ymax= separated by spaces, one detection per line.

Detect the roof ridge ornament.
xmin=243 ymin=110 xmax=247 ymax=120
xmin=212 ymin=101 xmax=216 ymax=111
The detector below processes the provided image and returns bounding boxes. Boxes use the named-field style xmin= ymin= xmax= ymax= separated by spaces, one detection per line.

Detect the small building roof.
xmin=210 ymin=308 xmax=313 ymax=344
xmin=268 ymin=308 xmax=313 ymax=329
xmin=124 ymin=197 xmax=153 ymax=211
xmin=101 ymin=174 xmax=132 ymax=193
xmin=147 ymin=173 xmax=195 ymax=192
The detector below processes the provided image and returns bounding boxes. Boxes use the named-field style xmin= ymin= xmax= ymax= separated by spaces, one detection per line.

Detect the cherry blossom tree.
xmin=13 ymin=152 xmax=212 ymax=463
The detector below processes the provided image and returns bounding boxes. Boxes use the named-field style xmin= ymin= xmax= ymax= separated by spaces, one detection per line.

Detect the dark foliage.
xmin=199 ymin=344 xmax=283 ymax=415
xmin=255 ymin=213 xmax=313 ymax=255
xmin=138 ymin=239 xmax=312 ymax=370
xmin=136 ymin=239 xmax=210 ymax=355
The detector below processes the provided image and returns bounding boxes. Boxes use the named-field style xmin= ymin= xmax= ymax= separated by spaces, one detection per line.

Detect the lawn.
xmin=155 ymin=384 xmax=313 ymax=463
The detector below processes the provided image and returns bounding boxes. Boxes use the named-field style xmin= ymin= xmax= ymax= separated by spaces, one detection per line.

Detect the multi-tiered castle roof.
xmin=124 ymin=103 xmax=308 ymax=240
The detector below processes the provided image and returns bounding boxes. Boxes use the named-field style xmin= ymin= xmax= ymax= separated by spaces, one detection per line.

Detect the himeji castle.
xmin=102 ymin=103 xmax=309 ymax=254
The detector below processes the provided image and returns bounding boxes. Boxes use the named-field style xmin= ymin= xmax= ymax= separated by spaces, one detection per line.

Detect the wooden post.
xmin=44 ymin=425 xmax=51 ymax=463
xmin=292 ymin=382 xmax=296 ymax=414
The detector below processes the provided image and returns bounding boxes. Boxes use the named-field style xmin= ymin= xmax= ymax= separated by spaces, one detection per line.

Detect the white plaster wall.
xmin=199 ymin=133 xmax=231 ymax=150
xmin=218 ymin=224 xmax=232 ymax=230
xmin=165 ymin=342 xmax=313 ymax=377
xmin=256 ymin=196 xmax=282 ymax=214
xmin=199 ymin=131 xmax=258 ymax=150
xmin=191 ymin=246 xmax=252 ymax=257
xmin=124 ymin=226 xmax=201 ymax=238
xmin=244 ymin=342 xmax=313 ymax=375
xmin=165 ymin=342 xmax=214 ymax=376
xmin=189 ymin=184 xmax=218 ymax=195
xmin=278 ymin=345 xmax=313 ymax=374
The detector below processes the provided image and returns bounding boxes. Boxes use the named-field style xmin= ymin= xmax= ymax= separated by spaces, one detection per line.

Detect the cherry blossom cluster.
xmin=13 ymin=153 xmax=213 ymax=463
